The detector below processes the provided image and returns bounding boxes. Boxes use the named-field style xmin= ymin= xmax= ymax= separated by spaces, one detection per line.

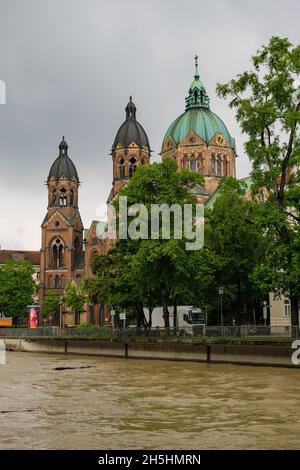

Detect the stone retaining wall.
xmin=3 ymin=338 xmax=297 ymax=368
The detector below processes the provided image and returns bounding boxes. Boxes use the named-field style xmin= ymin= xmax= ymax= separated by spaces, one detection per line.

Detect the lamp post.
xmin=59 ymin=296 xmax=64 ymax=330
xmin=218 ymin=287 xmax=225 ymax=335
xmin=263 ymin=300 xmax=268 ymax=327
xmin=110 ymin=309 xmax=115 ymax=332
xmin=205 ymin=305 xmax=208 ymax=326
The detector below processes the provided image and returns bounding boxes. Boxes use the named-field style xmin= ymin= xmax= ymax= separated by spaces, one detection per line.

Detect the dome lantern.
xmin=125 ymin=96 xmax=137 ymax=119
xmin=185 ymin=55 xmax=210 ymax=111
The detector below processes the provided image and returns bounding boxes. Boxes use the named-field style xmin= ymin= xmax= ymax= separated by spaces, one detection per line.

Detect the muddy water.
xmin=0 ymin=352 xmax=300 ymax=449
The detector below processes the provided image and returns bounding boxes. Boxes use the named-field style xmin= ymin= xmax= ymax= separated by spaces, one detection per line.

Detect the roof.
xmin=41 ymin=209 xmax=84 ymax=230
xmin=112 ymin=98 xmax=150 ymax=151
xmin=163 ymin=108 xmax=235 ymax=149
xmin=48 ymin=137 xmax=79 ymax=182
xmin=113 ymin=118 xmax=150 ymax=151
xmin=84 ymin=220 xmax=107 ymax=240
xmin=187 ymin=183 xmax=209 ymax=196
xmin=0 ymin=250 xmax=40 ymax=266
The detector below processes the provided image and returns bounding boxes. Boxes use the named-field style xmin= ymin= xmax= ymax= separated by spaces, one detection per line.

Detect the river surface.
xmin=0 ymin=351 xmax=300 ymax=449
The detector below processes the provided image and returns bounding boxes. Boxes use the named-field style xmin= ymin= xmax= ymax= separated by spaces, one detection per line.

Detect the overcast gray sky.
xmin=0 ymin=0 xmax=299 ymax=250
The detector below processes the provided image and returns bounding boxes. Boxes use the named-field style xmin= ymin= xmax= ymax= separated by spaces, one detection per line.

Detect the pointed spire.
xmin=125 ymin=96 xmax=137 ymax=119
xmin=59 ymin=136 xmax=68 ymax=156
xmin=194 ymin=54 xmax=199 ymax=79
xmin=185 ymin=55 xmax=210 ymax=111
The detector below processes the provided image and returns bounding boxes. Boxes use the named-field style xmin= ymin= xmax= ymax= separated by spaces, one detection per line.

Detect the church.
xmin=0 ymin=57 xmax=292 ymax=327
xmin=36 ymin=56 xmax=238 ymax=325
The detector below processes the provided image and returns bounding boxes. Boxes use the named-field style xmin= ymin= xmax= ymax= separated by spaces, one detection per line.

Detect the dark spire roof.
xmin=112 ymin=97 xmax=150 ymax=151
xmin=125 ymin=96 xmax=136 ymax=119
xmin=48 ymin=137 xmax=79 ymax=182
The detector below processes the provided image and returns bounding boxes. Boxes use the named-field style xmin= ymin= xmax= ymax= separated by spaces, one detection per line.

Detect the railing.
xmin=0 ymin=325 xmax=299 ymax=338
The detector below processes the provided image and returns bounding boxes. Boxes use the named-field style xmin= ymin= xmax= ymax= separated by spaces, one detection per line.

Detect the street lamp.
xmin=59 ymin=296 xmax=64 ymax=329
xmin=218 ymin=287 xmax=225 ymax=333
xmin=263 ymin=300 xmax=268 ymax=327
xmin=110 ymin=309 xmax=115 ymax=331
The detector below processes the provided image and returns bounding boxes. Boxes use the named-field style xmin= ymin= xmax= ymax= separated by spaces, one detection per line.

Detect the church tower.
xmin=161 ymin=56 xmax=236 ymax=196
xmin=108 ymin=97 xmax=151 ymax=202
xmin=39 ymin=137 xmax=85 ymax=324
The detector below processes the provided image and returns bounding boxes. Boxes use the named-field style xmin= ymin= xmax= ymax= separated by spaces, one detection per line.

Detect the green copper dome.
xmin=163 ymin=108 xmax=235 ymax=148
xmin=163 ymin=56 xmax=235 ymax=149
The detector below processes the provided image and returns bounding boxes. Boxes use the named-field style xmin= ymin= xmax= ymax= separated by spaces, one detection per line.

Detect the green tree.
xmin=217 ymin=36 xmax=300 ymax=326
xmin=191 ymin=178 xmax=265 ymax=323
xmin=87 ymin=158 xmax=204 ymax=327
xmin=113 ymin=158 xmax=204 ymax=327
xmin=65 ymin=282 xmax=86 ymax=324
xmin=42 ymin=295 xmax=60 ymax=320
xmin=0 ymin=260 xmax=37 ymax=319
xmin=83 ymin=255 xmax=114 ymax=307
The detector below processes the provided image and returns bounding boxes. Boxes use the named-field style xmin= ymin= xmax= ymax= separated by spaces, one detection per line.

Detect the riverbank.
xmin=3 ymin=337 xmax=298 ymax=368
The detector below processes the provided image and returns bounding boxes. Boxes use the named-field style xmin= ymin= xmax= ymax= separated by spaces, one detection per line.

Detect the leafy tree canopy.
xmin=0 ymin=260 xmax=37 ymax=318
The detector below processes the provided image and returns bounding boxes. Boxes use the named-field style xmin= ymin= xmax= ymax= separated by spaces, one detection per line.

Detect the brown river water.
xmin=0 ymin=351 xmax=300 ymax=450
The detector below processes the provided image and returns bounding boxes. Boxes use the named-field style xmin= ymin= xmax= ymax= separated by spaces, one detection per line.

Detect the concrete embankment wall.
xmin=3 ymin=338 xmax=296 ymax=368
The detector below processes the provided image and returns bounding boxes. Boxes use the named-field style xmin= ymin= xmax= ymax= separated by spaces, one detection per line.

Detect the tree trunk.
xmin=148 ymin=306 xmax=153 ymax=328
xmin=290 ymin=294 xmax=299 ymax=336
xmin=136 ymin=304 xmax=142 ymax=327
xmin=173 ymin=301 xmax=177 ymax=329
xmin=162 ymin=297 xmax=170 ymax=328
xmin=136 ymin=302 xmax=147 ymax=328
xmin=237 ymin=279 xmax=242 ymax=321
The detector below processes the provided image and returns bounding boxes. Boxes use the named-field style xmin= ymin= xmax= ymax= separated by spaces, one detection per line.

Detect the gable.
xmin=43 ymin=210 xmax=71 ymax=229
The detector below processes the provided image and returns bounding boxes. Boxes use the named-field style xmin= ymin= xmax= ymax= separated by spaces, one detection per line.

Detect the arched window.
xmin=189 ymin=160 xmax=198 ymax=172
xmin=59 ymin=188 xmax=67 ymax=207
xmin=118 ymin=158 xmax=125 ymax=178
xmin=223 ymin=158 xmax=228 ymax=176
xmin=52 ymin=239 xmax=64 ymax=268
xmin=198 ymin=156 xmax=203 ymax=172
xmin=51 ymin=189 xmax=56 ymax=205
xmin=129 ymin=157 xmax=137 ymax=177
xmin=211 ymin=154 xmax=216 ymax=175
xmin=200 ymin=89 xmax=204 ymax=104
xmin=217 ymin=156 xmax=222 ymax=176
xmin=194 ymin=89 xmax=199 ymax=104
xmin=70 ymin=189 xmax=74 ymax=206
xmin=73 ymin=237 xmax=82 ymax=268
xmin=54 ymin=275 xmax=61 ymax=288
